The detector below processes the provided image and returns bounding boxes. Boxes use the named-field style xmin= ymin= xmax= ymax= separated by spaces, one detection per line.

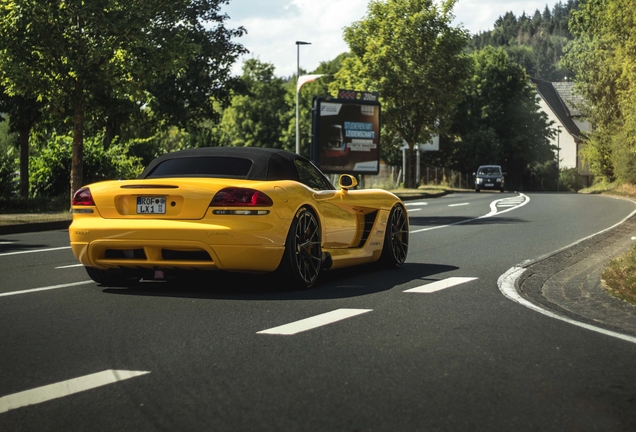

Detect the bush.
xmin=611 ymin=133 xmax=636 ymax=184
xmin=29 ymin=134 xmax=144 ymax=198
xmin=0 ymin=195 xmax=69 ymax=213
xmin=580 ymin=126 xmax=615 ymax=182
xmin=528 ymin=160 xmax=558 ymax=191
xmin=559 ymin=168 xmax=585 ymax=191
xmin=0 ymin=151 xmax=16 ymax=199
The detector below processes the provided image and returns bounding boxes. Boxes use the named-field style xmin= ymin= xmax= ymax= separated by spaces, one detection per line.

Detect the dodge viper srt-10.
xmin=69 ymin=147 xmax=409 ymax=289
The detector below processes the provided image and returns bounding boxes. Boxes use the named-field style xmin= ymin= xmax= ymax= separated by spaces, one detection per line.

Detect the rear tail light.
xmin=210 ymin=188 xmax=273 ymax=207
xmin=72 ymin=187 xmax=95 ymax=206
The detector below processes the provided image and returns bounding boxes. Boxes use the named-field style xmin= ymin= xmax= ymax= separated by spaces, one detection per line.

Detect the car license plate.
xmin=485 ymin=183 xmax=494 ymax=187
xmin=137 ymin=197 xmax=166 ymax=214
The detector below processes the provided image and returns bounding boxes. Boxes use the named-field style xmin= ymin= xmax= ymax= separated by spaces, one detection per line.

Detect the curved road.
xmin=1 ymin=192 xmax=636 ymax=431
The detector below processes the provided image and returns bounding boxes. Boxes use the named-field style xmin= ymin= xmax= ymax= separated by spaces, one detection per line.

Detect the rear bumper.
xmin=69 ymin=215 xmax=287 ymax=273
xmin=475 ymin=183 xmax=503 ymax=191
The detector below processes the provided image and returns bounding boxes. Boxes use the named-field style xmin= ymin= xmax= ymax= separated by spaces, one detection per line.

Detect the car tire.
xmin=379 ymin=204 xmax=409 ymax=268
xmin=475 ymin=188 xmax=480 ymax=192
xmin=85 ymin=266 xmax=139 ymax=287
xmin=278 ymin=206 xmax=322 ymax=289
xmin=500 ymin=188 xmax=504 ymax=193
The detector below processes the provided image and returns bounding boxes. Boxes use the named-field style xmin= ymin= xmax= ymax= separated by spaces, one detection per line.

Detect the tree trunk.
xmin=70 ymin=89 xmax=85 ymax=199
xmin=103 ymin=117 xmax=121 ymax=150
xmin=19 ymin=125 xmax=29 ymax=198
xmin=405 ymin=145 xmax=416 ymax=189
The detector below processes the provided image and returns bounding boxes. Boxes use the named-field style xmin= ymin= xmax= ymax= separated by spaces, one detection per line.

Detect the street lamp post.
xmin=296 ymin=41 xmax=311 ymax=155
xmin=557 ymin=126 xmax=562 ymax=192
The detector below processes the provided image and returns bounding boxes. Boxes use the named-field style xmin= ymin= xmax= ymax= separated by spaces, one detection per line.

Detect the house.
xmin=531 ymin=77 xmax=592 ymax=184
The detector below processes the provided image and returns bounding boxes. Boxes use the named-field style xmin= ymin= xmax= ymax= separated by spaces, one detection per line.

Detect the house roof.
xmin=531 ymin=77 xmax=582 ymax=140
xmin=552 ymin=82 xmax=585 ymax=117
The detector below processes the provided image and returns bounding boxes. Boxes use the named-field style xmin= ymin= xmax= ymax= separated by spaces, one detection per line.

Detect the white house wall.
xmin=573 ymin=118 xmax=591 ymax=134
xmin=536 ymin=97 xmax=578 ymax=169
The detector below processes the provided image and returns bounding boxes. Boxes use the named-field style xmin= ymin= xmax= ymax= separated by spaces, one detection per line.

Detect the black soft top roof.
xmin=140 ymin=147 xmax=306 ymax=181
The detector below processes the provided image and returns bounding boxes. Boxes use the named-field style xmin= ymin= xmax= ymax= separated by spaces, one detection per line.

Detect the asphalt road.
xmin=2 ymin=192 xmax=636 ymax=431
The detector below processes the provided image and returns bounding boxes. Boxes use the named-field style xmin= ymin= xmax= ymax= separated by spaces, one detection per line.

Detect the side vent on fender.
xmin=357 ymin=211 xmax=378 ymax=248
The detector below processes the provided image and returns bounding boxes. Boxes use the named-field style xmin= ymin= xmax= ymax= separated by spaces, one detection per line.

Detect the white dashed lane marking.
xmin=0 ymin=281 xmax=93 ymax=297
xmin=0 ymin=246 xmax=71 ymax=257
xmin=257 ymin=308 xmax=372 ymax=335
xmin=0 ymin=370 xmax=150 ymax=414
xmin=55 ymin=264 xmax=83 ymax=269
xmin=404 ymin=277 xmax=478 ymax=293
xmin=405 ymin=201 xmax=427 ymax=213
xmin=257 ymin=278 xmax=479 ymax=334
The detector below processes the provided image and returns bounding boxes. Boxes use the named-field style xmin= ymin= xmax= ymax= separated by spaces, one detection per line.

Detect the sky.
xmin=221 ymin=0 xmax=565 ymax=78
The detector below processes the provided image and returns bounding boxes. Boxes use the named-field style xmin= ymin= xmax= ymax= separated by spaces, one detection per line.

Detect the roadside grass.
xmin=610 ymin=183 xmax=636 ymax=197
xmin=0 ymin=211 xmax=72 ymax=226
xmin=579 ymin=180 xmax=636 ymax=197
xmin=602 ymin=244 xmax=636 ymax=306
xmin=0 ymin=195 xmax=71 ymax=225
xmin=585 ymin=181 xmax=636 ymax=306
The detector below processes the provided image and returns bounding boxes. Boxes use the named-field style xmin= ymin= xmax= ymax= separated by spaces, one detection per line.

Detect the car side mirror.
xmin=338 ymin=174 xmax=358 ymax=190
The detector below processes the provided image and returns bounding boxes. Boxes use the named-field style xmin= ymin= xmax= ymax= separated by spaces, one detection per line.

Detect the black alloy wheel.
xmin=279 ymin=207 xmax=322 ymax=289
xmin=379 ymin=204 xmax=409 ymax=267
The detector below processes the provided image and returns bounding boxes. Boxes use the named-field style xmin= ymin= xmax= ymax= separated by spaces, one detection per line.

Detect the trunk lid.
xmin=89 ymin=178 xmax=230 ymax=220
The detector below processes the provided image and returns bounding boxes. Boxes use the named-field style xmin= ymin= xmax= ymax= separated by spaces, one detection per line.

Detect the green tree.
xmin=0 ymin=0 xmax=245 ymax=197
xmin=0 ymin=146 xmax=15 ymax=198
xmin=0 ymin=92 xmax=42 ymax=197
xmin=29 ymin=133 xmax=143 ymax=198
xmin=434 ymin=47 xmax=554 ymax=189
xmin=468 ymin=1 xmax=578 ymax=81
xmin=332 ymin=0 xmax=471 ymax=187
xmin=215 ymin=59 xmax=291 ymax=149
xmin=562 ymin=0 xmax=636 ymax=183
xmin=148 ymin=25 xmax=247 ymax=130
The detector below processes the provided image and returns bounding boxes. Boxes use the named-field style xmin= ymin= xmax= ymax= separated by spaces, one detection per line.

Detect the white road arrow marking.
xmin=410 ymin=193 xmax=530 ymax=233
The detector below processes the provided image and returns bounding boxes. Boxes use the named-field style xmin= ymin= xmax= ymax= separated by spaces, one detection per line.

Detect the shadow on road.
xmin=0 ymin=239 xmax=51 ymax=254
xmin=101 ymin=262 xmax=459 ymax=301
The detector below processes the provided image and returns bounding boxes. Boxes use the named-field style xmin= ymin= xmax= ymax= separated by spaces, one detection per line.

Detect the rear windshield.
xmin=145 ymin=156 xmax=253 ymax=179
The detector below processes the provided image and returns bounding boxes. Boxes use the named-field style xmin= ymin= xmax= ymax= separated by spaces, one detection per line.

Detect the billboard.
xmin=311 ymin=96 xmax=381 ymax=175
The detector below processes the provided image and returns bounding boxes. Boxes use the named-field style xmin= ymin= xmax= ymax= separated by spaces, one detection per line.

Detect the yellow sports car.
xmin=69 ymin=147 xmax=409 ymax=289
